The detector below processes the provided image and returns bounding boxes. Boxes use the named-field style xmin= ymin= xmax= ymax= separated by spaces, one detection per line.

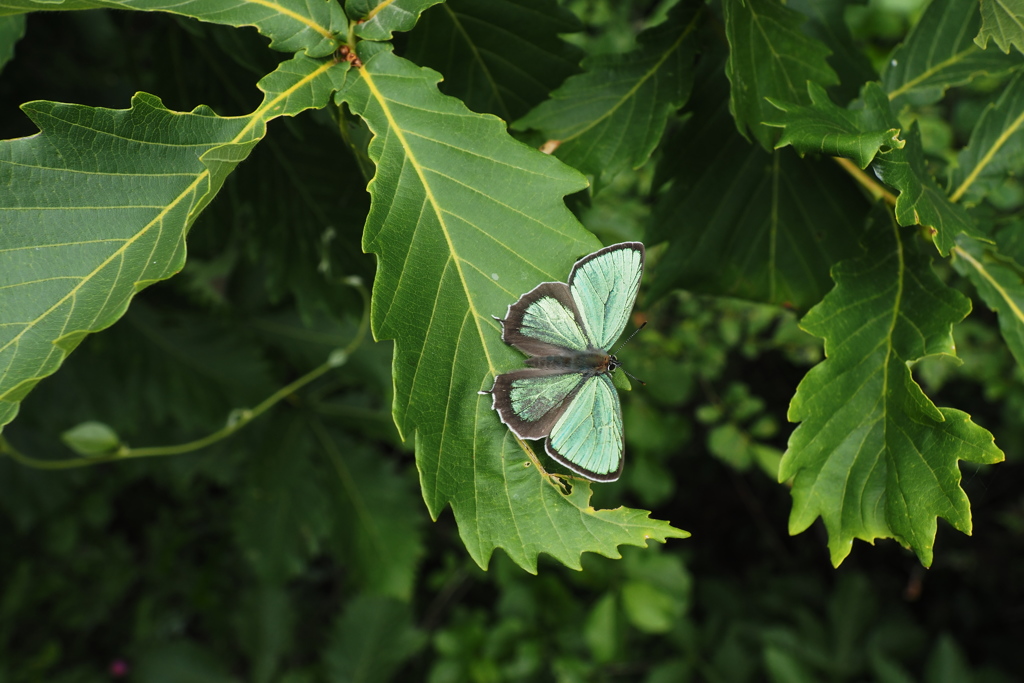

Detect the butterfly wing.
xmin=490 ymin=367 xmax=586 ymax=439
xmin=568 ymin=242 xmax=644 ymax=351
xmin=500 ymin=281 xmax=592 ymax=356
xmin=489 ymin=241 xmax=642 ymax=482
xmin=545 ymin=373 xmax=624 ymax=482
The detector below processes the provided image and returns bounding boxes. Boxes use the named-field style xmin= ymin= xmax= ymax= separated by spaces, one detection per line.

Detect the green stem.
xmin=1 ymin=281 xmax=371 ymax=470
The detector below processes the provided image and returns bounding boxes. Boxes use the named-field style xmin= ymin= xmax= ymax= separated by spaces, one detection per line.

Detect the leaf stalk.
xmin=0 ymin=281 xmax=371 ymax=470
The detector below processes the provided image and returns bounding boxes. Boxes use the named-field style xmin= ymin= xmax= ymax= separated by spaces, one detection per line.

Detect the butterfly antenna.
xmin=622 ymin=368 xmax=646 ymax=386
xmin=611 ymin=321 xmax=647 ymax=356
xmin=612 ymin=322 xmax=647 ymax=385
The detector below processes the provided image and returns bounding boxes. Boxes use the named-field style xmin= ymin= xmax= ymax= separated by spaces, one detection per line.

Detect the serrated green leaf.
xmin=854 ymin=82 xmax=979 ymax=254
xmin=319 ymin=430 xmax=424 ymax=600
xmin=766 ymin=81 xmax=903 ymax=169
xmin=0 ymin=14 xmax=24 ymax=74
xmin=781 ymin=215 xmax=1004 ymax=567
xmin=234 ymin=421 xmax=333 ymax=583
xmin=950 ymin=71 xmax=1024 ymax=206
xmin=976 ymin=0 xmax=1024 ymax=55
xmin=788 ymin=0 xmax=878 ymax=104
xmin=458 ymin=426 xmax=689 ymax=571
xmin=323 ymin=594 xmax=425 ymax=683
xmin=234 ymin=584 xmax=294 ymax=683
xmin=349 ymin=0 xmax=444 ymax=40
xmin=513 ymin=1 xmax=699 ymax=188
xmin=336 ymin=43 xmax=687 ymax=572
xmin=0 ymin=54 xmax=349 ymax=433
xmin=0 ymin=0 xmax=346 ymax=56
xmin=875 ymin=124 xmax=979 ymax=255
xmin=649 ymin=71 xmax=865 ymax=310
xmin=723 ymin=0 xmax=839 ymax=150
xmin=952 ymin=236 xmax=1024 ymax=369
xmin=882 ymin=0 xmax=1023 ymax=109
xmin=404 ymin=0 xmax=584 ymax=122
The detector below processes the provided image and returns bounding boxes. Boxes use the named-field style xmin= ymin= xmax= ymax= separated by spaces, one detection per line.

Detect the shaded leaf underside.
xmin=882 ymin=0 xmax=1023 ymax=109
xmin=0 ymin=0 xmax=346 ymax=56
xmin=975 ymin=0 xmax=1024 ymax=55
xmin=723 ymin=0 xmax=838 ymax=150
xmin=404 ymin=0 xmax=584 ymax=122
xmin=951 ymin=71 xmax=1024 ymax=206
xmin=953 ymin=236 xmax=1024 ymax=370
xmin=649 ymin=69 xmax=864 ymax=310
xmin=514 ymin=1 xmax=700 ymax=187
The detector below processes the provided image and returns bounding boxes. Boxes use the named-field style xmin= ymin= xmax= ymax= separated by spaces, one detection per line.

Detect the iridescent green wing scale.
xmin=545 ymin=373 xmax=624 ymax=481
xmin=568 ymin=242 xmax=644 ymax=351
xmin=499 ymin=281 xmax=590 ymax=357
xmin=489 ymin=368 xmax=586 ymax=440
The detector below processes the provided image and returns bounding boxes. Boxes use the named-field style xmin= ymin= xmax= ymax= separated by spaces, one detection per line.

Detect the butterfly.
xmin=483 ymin=242 xmax=645 ymax=482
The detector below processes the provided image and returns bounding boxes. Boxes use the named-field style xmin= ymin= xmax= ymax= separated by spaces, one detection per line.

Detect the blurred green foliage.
xmin=2 ymin=0 xmax=1024 ymax=681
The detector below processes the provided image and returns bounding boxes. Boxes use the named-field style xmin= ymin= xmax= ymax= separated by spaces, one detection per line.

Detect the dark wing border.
xmin=488 ymin=367 xmax=587 ymax=440
xmin=543 ymin=374 xmax=624 ymax=483
xmin=567 ymin=241 xmax=645 ymax=352
xmin=499 ymin=281 xmax=591 ymax=357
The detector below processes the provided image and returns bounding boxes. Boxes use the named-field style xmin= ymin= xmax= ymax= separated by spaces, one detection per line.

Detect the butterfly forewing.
xmin=502 ymin=282 xmax=591 ymax=356
xmin=569 ymin=243 xmax=644 ymax=351
xmin=546 ymin=374 xmax=624 ymax=481
xmin=520 ymin=292 xmax=590 ymax=350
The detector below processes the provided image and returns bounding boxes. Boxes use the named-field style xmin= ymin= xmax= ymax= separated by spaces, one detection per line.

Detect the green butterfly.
xmin=484 ymin=242 xmax=645 ymax=482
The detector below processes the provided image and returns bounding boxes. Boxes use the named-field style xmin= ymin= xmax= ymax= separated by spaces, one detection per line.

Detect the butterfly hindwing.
xmin=545 ymin=373 xmax=624 ymax=482
xmin=569 ymin=242 xmax=644 ymax=350
xmin=490 ymin=368 xmax=587 ymax=439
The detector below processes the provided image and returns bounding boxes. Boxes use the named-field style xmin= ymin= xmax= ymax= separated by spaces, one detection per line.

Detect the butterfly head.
xmin=606 ymin=354 xmax=621 ymax=373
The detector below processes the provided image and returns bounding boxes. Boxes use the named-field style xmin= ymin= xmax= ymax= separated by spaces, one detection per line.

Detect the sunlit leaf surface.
xmin=0 ymin=0 xmax=347 ymax=56
xmin=0 ymin=55 xmax=349 ymax=431
xmin=338 ymin=43 xmax=687 ymax=572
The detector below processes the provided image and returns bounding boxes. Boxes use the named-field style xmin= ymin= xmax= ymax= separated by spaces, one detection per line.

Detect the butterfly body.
xmin=525 ymin=351 xmax=619 ymax=374
xmin=484 ymin=242 xmax=644 ymax=482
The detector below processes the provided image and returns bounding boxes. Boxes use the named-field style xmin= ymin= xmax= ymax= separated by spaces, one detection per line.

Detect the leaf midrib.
xmin=887 ymin=46 xmax=980 ymax=100
xmin=951 ymin=102 xmax=1024 ymax=202
xmin=359 ymin=69 xmax=497 ymax=373
xmin=561 ymin=13 xmax=696 ymax=143
xmin=247 ymin=0 xmax=335 ymax=38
